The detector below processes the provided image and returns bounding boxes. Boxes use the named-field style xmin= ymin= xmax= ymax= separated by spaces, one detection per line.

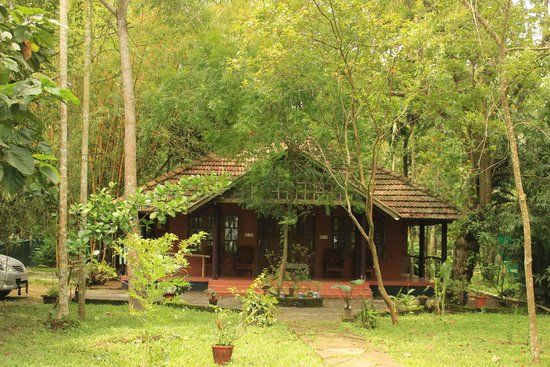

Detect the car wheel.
xmin=0 ymin=290 xmax=11 ymax=299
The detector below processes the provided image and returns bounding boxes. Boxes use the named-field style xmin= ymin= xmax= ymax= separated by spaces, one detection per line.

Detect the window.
xmin=188 ymin=215 xmax=214 ymax=247
xmin=224 ymin=215 xmax=239 ymax=253
xmin=332 ymin=217 xmax=356 ymax=254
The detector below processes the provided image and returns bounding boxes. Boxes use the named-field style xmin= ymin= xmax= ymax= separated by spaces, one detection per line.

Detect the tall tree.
xmin=56 ymin=0 xmax=71 ymax=320
xmin=98 ymin=0 xmax=140 ymax=310
xmin=461 ymin=0 xmax=544 ymax=363
xmin=77 ymin=0 xmax=93 ymax=320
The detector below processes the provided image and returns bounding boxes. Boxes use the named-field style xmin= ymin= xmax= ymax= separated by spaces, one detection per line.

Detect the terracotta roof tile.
xmin=143 ymin=153 xmax=459 ymax=221
xmin=374 ymin=168 xmax=459 ymax=220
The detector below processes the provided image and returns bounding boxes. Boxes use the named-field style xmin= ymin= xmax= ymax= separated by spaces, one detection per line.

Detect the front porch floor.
xmin=187 ymin=276 xmax=432 ymax=298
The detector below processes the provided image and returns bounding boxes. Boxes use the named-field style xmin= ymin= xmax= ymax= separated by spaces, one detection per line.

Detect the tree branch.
xmin=461 ymin=0 xmax=503 ymax=47
xmin=98 ymin=0 xmax=116 ymax=16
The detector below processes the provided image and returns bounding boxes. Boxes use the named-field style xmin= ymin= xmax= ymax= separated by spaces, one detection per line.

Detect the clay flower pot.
xmin=163 ymin=292 xmax=175 ymax=301
xmin=475 ymin=295 xmax=488 ymax=309
xmin=209 ymin=297 xmax=219 ymax=306
xmin=212 ymin=345 xmax=234 ymax=365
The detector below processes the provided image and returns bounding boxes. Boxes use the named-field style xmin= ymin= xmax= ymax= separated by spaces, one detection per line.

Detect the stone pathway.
xmin=289 ymin=321 xmax=404 ymax=367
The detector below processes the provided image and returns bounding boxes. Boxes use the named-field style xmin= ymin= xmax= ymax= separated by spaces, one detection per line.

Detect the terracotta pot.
xmin=212 ymin=345 xmax=234 ymax=365
xmin=475 ymin=295 xmax=488 ymax=309
xmin=209 ymin=297 xmax=218 ymax=306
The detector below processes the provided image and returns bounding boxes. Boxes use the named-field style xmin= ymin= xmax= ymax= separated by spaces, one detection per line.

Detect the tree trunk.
xmin=56 ymin=0 xmax=70 ymax=320
xmin=498 ymin=51 xmax=540 ymax=364
xmin=99 ymin=0 xmax=141 ymax=310
xmin=277 ymin=224 xmax=289 ymax=293
xmin=77 ymin=0 xmax=93 ymax=321
xmin=460 ymin=0 xmax=541 ymax=361
xmin=116 ymin=0 xmax=140 ymax=311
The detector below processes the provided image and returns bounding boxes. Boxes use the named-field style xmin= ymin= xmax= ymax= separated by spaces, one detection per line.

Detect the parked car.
xmin=0 ymin=254 xmax=29 ymax=298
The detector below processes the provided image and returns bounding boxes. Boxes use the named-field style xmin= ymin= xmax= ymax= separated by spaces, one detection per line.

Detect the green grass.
xmin=346 ymin=312 xmax=549 ymax=367
xmin=0 ymin=304 xmax=323 ymax=367
xmin=26 ymin=267 xmax=57 ymax=287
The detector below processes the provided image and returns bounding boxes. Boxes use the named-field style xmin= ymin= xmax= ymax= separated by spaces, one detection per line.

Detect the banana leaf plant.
xmin=331 ymin=279 xmax=365 ymax=310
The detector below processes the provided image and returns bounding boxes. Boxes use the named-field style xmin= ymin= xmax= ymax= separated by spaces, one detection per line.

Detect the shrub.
xmin=233 ymin=273 xmax=278 ymax=326
xmin=390 ymin=289 xmax=422 ymax=314
xmin=212 ymin=308 xmax=245 ymax=346
xmin=86 ymin=260 xmax=118 ymax=285
xmin=331 ymin=279 xmax=365 ymax=310
xmin=356 ymin=300 xmax=378 ymax=329
xmin=31 ymin=238 xmax=56 ymax=267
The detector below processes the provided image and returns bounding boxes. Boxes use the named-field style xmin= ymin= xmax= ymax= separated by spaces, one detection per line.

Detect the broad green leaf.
xmin=38 ymin=163 xmax=59 ymax=184
xmin=32 ymin=153 xmax=57 ymax=162
xmin=4 ymin=144 xmax=34 ymax=175
xmin=0 ymin=165 xmax=25 ymax=195
xmin=59 ymin=88 xmax=80 ymax=105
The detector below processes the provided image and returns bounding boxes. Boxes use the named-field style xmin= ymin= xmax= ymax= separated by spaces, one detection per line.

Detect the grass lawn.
xmin=0 ymin=303 xmax=323 ymax=367
xmin=346 ymin=312 xmax=549 ymax=367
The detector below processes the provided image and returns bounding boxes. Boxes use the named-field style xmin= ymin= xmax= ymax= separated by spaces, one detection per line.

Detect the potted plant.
xmin=312 ymin=281 xmax=322 ymax=298
xmin=212 ymin=310 xmax=244 ymax=365
xmin=331 ymin=279 xmax=365 ymax=319
xmin=474 ymin=291 xmax=489 ymax=309
xmin=42 ymin=286 xmax=59 ymax=304
xmin=205 ymin=288 xmax=219 ymax=306
xmin=289 ymin=279 xmax=299 ymax=297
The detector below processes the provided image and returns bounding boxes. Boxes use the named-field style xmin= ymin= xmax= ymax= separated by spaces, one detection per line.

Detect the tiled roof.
xmin=142 ymin=153 xmax=247 ymax=191
xmin=143 ymin=153 xmax=459 ymax=221
xmin=374 ymin=169 xmax=459 ymax=221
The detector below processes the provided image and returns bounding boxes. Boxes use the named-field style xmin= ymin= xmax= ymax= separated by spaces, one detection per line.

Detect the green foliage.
xmin=212 ymin=308 xmax=246 ymax=346
xmin=427 ymin=260 xmax=453 ymax=314
xmin=118 ymin=233 xmax=201 ymax=311
xmin=30 ymin=237 xmax=56 ymax=266
xmin=69 ymin=175 xmax=229 ymax=253
xmin=45 ymin=284 xmax=59 ymax=297
xmin=390 ymin=289 xmax=422 ymax=315
xmin=356 ymin=300 xmax=378 ymax=329
xmin=233 ymin=273 xmax=278 ymax=327
xmin=331 ymin=279 xmax=365 ymax=310
xmin=0 ymin=4 xmax=77 ymax=195
xmin=480 ymin=261 xmax=517 ymax=300
xmin=86 ymin=260 xmax=117 ymax=286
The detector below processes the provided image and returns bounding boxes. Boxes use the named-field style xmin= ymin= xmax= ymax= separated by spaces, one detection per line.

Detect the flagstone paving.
xmin=289 ymin=321 xmax=404 ymax=367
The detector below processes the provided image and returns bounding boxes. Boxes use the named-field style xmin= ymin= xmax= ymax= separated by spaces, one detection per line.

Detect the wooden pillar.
xmin=419 ymin=224 xmax=426 ymax=278
xmin=441 ymin=222 xmax=448 ymax=263
xmin=359 ymin=215 xmax=367 ymax=279
xmin=212 ymin=205 xmax=222 ymax=279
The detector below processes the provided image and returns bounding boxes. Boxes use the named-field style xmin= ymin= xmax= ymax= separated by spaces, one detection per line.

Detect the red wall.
xmin=161 ymin=204 xmax=407 ymax=280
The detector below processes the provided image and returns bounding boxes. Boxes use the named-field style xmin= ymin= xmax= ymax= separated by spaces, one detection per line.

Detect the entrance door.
xmin=257 ymin=216 xmax=315 ymax=276
xmin=257 ymin=217 xmax=279 ymax=274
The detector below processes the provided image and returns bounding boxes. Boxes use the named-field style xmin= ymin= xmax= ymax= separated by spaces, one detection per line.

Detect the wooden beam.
xmin=212 ymin=205 xmax=222 ymax=279
xmin=419 ymin=224 xmax=426 ymax=278
xmin=441 ymin=222 xmax=448 ymax=262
